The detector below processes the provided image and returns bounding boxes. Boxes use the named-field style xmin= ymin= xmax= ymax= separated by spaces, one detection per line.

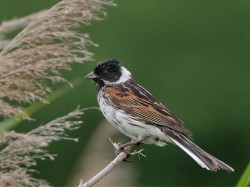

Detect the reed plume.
xmin=0 ymin=0 xmax=115 ymax=118
xmin=0 ymin=10 xmax=47 ymax=50
xmin=0 ymin=0 xmax=115 ymax=186
xmin=0 ymin=108 xmax=83 ymax=187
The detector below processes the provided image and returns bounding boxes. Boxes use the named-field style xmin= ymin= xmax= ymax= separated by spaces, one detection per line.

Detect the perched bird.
xmin=85 ymin=59 xmax=234 ymax=172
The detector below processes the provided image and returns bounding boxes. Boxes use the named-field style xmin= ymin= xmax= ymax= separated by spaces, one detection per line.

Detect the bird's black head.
xmin=85 ymin=59 xmax=131 ymax=89
xmin=94 ymin=59 xmax=122 ymax=82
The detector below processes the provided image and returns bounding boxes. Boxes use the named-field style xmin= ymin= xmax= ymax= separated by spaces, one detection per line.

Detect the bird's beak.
xmin=84 ymin=71 xmax=99 ymax=79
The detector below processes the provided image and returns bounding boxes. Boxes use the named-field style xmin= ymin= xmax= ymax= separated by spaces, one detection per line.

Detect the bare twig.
xmin=79 ymin=139 xmax=146 ymax=187
xmin=79 ymin=151 xmax=128 ymax=187
xmin=67 ymin=121 xmax=137 ymax=187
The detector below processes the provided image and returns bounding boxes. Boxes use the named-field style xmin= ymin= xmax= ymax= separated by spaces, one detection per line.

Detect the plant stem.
xmin=79 ymin=151 xmax=128 ymax=187
xmin=236 ymin=162 xmax=250 ymax=187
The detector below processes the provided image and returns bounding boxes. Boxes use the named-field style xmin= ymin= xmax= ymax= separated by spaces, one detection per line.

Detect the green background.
xmin=0 ymin=0 xmax=249 ymax=186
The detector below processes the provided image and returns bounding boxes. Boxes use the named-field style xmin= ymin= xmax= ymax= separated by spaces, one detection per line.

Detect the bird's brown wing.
xmin=105 ymin=80 xmax=192 ymax=136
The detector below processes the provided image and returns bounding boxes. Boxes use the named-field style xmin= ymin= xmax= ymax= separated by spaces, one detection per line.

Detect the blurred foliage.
xmin=0 ymin=0 xmax=249 ymax=186
xmin=237 ymin=162 xmax=250 ymax=187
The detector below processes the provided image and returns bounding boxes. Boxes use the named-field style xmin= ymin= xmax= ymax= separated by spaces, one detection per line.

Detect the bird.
xmin=85 ymin=59 xmax=234 ymax=172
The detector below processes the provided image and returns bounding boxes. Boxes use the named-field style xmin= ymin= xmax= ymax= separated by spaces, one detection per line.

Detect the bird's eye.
xmin=102 ymin=70 xmax=109 ymax=76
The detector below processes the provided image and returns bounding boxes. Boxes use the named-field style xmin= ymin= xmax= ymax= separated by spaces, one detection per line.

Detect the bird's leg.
xmin=118 ymin=138 xmax=142 ymax=150
xmin=109 ymin=138 xmax=132 ymax=161
xmin=115 ymin=136 xmax=145 ymax=161
xmin=109 ymin=137 xmax=146 ymax=161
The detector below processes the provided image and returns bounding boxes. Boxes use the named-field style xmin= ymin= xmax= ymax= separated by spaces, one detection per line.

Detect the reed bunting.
xmin=85 ymin=59 xmax=234 ymax=172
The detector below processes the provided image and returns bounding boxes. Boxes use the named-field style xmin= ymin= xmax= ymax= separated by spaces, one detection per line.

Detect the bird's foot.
xmin=118 ymin=139 xmax=141 ymax=150
xmin=109 ymin=137 xmax=146 ymax=161
xmin=115 ymin=146 xmax=132 ymax=162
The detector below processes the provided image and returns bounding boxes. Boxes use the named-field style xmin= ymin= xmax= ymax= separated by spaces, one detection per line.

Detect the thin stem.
xmin=78 ymin=140 xmax=145 ymax=187
xmin=79 ymin=151 xmax=128 ymax=187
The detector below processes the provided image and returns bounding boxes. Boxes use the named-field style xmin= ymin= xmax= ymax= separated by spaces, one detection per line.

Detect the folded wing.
xmin=105 ymin=79 xmax=192 ymax=137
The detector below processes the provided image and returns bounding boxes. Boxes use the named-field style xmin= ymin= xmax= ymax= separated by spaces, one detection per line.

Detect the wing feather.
xmin=104 ymin=80 xmax=192 ymax=136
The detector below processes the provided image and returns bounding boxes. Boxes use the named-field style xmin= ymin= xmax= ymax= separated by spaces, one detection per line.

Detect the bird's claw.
xmin=115 ymin=147 xmax=132 ymax=162
xmin=109 ymin=137 xmax=146 ymax=161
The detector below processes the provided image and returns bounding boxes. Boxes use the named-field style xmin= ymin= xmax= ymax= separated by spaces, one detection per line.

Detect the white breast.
xmin=97 ymin=89 xmax=172 ymax=146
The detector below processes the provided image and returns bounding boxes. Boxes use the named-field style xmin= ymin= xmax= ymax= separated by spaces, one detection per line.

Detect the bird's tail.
xmin=165 ymin=130 xmax=234 ymax=172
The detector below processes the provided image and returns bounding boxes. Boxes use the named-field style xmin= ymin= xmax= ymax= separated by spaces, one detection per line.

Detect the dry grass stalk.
xmin=0 ymin=108 xmax=84 ymax=187
xmin=0 ymin=10 xmax=47 ymax=50
xmin=0 ymin=0 xmax=114 ymax=185
xmin=67 ymin=121 xmax=137 ymax=187
xmin=0 ymin=0 xmax=115 ymax=118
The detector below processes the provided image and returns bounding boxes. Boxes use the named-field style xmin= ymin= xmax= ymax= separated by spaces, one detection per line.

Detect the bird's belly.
xmin=98 ymin=94 xmax=172 ymax=146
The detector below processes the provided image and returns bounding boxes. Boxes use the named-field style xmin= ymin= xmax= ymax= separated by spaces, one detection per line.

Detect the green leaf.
xmin=237 ymin=162 xmax=250 ymax=187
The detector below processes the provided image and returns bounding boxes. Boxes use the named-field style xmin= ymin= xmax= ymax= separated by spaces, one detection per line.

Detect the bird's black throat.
xmin=93 ymin=78 xmax=105 ymax=91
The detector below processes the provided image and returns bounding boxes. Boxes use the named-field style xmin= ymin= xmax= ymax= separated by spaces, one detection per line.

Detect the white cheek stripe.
xmin=115 ymin=67 xmax=131 ymax=83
